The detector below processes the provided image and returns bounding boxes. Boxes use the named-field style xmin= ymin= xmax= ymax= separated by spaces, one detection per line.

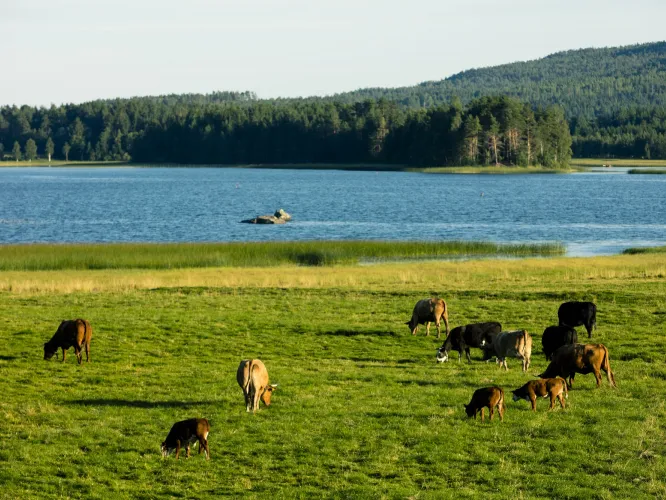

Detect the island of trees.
xmin=0 ymin=95 xmax=571 ymax=167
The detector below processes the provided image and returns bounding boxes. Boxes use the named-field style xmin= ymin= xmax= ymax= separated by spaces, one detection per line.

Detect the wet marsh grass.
xmin=0 ymin=241 xmax=564 ymax=271
xmin=0 ymin=255 xmax=665 ymax=498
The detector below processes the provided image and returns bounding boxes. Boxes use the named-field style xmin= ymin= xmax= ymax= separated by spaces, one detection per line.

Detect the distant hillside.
xmin=313 ymin=42 xmax=666 ymax=118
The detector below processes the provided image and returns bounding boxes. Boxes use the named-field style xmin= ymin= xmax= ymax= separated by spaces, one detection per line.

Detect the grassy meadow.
xmin=570 ymin=158 xmax=666 ymax=168
xmin=1 ymin=252 xmax=665 ymax=498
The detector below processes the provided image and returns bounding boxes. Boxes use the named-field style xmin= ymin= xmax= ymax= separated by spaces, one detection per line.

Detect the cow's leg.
xmin=480 ymin=408 xmax=485 ymax=422
xmin=61 ymin=348 xmax=67 ymax=363
xmin=498 ymin=403 xmax=504 ymax=422
xmin=558 ymin=393 xmax=565 ymax=409
xmin=425 ymin=322 xmax=430 ymax=337
xmin=586 ymin=323 xmax=593 ymax=338
xmin=252 ymin=386 xmax=263 ymax=412
xmin=202 ymin=438 xmax=210 ymax=459
xmin=465 ymin=347 xmax=472 ymax=364
xmin=569 ymin=373 xmax=575 ymax=389
xmin=502 ymin=359 xmax=508 ymax=371
xmin=594 ymin=370 xmax=602 ymax=387
xmin=549 ymin=393 xmax=556 ymax=410
xmin=75 ymin=345 xmax=82 ymax=365
xmin=85 ymin=342 xmax=90 ymax=363
xmin=489 ymin=406 xmax=495 ymax=421
xmin=531 ymin=395 xmax=537 ymax=411
xmin=186 ymin=443 xmax=191 ymax=458
xmin=435 ymin=319 xmax=441 ymax=339
xmin=443 ymin=314 xmax=449 ymax=337
xmin=175 ymin=441 xmax=181 ymax=460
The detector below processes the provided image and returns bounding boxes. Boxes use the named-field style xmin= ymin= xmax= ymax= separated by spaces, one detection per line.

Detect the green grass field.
xmin=1 ymin=253 xmax=665 ymax=498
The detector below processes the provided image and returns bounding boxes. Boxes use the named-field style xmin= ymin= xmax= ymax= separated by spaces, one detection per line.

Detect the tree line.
xmin=0 ymin=95 xmax=571 ymax=167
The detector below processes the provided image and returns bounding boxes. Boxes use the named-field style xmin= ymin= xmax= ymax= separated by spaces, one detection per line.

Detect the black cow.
xmin=541 ymin=325 xmax=578 ymax=360
xmin=558 ymin=301 xmax=597 ymax=337
xmin=436 ymin=322 xmax=502 ymax=363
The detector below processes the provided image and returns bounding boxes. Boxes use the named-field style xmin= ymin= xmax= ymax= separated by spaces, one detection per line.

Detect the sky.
xmin=3 ymin=0 xmax=666 ymax=107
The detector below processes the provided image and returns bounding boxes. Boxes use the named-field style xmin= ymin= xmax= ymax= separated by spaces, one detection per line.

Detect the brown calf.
xmin=464 ymin=386 xmax=505 ymax=422
xmin=44 ymin=319 xmax=92 ymax=364
xmin=512 ymin=378 xmax=568 ymax=411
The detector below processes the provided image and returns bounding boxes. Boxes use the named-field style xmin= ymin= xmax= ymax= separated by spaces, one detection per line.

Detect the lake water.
xmin=0 ymin=166 xmax=664 ymax=257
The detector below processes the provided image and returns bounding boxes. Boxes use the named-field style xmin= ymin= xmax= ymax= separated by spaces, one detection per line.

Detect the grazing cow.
xmin=43 ymin=319 xmax=92 ymax=364
xmin=558 ymin=301 xmax=597 ymax=337
xmin=406 ymin=298 xmax=449 ymax=339
xmin=512 ymin=378 xmax=568 ymax=411
xmin=539 ymin=343 xmax=616 ymax=389
xmin=482 ymin=329 xmax=532 ymax=372
xmin=542 ymin=325 xmax=578 ymax=360
xmin=161 ymin=418 xmax=210 ymax=460
xmin=464 ymin=387 xmax=505 ymax=422
xmin=436 ymin=322 xmax=502 ymax=363
xmin=237 ymin=359 xmax=277 ymax=413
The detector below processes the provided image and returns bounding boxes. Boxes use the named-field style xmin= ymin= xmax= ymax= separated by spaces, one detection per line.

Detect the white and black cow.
xmin=436 ymin=322 xmax=502 ymax=363
xmin=558 ymin=301 xmax=597 ymax=338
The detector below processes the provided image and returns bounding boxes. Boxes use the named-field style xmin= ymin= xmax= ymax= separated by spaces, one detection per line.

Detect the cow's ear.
xmin=405 ymin=321 xmax=410 ymax=325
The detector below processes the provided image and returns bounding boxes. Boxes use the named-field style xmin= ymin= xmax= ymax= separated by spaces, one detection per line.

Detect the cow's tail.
xmin=244 ymin=360 xmax=255 ymax=393
xmin=602 ymin=345 xmax=617 ymax=388
xmin=557 ymin=376 xmax=569 ymax=398
xmin=498 ymin=387 xmax=506 ymax=412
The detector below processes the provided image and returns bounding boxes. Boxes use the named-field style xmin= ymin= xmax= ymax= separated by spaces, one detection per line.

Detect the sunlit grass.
xmin=0 ymin=254 xmax=665 ymax=497
xmin=571 ymin=158 xmax=666 ymax=168
xmin=623 ymin=245 xmax=666 ymax=254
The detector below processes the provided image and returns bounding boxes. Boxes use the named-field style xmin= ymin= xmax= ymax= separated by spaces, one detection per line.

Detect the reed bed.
xmin=623 ymin=245 xmax=666 ymax=254
xmin=0 ymin=241 xmax=564 ymax=271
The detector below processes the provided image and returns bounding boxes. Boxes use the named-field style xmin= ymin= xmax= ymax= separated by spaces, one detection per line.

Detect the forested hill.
xmin=315 ymin=42 xmax=666 ymax=117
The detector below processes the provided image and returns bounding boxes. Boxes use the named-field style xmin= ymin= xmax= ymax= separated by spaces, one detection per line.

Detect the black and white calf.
xmin=436 ymin=322 xmax=502 ymax=363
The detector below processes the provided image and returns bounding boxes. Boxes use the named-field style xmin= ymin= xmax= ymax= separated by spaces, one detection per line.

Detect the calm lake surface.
xmin=0 ymin=167 xmax=664 ymax=257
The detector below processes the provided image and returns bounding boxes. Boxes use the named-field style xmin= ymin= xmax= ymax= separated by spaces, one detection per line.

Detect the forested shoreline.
xmin=3 ymin=41 xmax=666 ymax=164
xmin=0 ymin=96 xmax=571 ymax=167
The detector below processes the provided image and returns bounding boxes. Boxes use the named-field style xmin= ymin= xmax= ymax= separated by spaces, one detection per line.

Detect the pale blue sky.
xmin=4 ymin=0 xmax=665 ymax=106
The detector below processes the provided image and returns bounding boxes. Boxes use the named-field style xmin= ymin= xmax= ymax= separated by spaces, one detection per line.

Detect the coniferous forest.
xmin=1 ymin=41 xmax=665 ymax=164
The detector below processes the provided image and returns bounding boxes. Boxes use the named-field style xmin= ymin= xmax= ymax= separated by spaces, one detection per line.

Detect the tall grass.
xmin=628 ymin=168 xmax=666 ymax=174
xmin=0 ymin=241 xmax=565 ymax=270
xmin=623 ymin=245 xmax=666 ymax=254
xmin=571 ymin=158 xmax=666 ymax=168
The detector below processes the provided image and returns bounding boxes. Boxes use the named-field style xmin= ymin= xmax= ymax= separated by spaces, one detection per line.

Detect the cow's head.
xmin=436 ymin=346 xmax=448 ymax=363
xmin=44 ymin=343 xmax=57 ymax=360
xmin=405 ymin=320 xmax=417 ymax=335
xmin=463 ymin=403 xmax=475 ymax=418
xmin=261 ymin=384 xmax=278 ymax=406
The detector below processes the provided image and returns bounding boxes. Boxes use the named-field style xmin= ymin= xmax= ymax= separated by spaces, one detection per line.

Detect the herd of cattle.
xmin=409 ymin=297 xmax=615 ymax=421
xmin=42 ymin=298 xmax=613 ymax=458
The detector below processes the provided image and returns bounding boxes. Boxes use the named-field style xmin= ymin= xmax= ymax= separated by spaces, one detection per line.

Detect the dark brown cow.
xmin=43 ymin=319 xmax=92 ymax=364
xmin=539 ymin=343 xmax=616 ymax=389
xmin=161 ymin=418 xmax=210 ymax=460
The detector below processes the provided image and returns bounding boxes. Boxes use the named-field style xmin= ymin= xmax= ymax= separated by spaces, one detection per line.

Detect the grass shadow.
xmin=0 ymin=355 xmax=18 ymax=361
xmin=318 ymin=329 xmax=397 ymax=337
xmin=67 ymin=399 xmax=212 ymax=409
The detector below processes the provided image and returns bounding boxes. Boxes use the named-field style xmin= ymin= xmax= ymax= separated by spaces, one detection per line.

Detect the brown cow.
xmin=464 ymin=386 xmax=505 ymax=422
xmin=512 ymin=378 xmax=568 ymax=411
xmin=406 ymin=298 xmax=449 ymax=339
xmin=539 ymin=343 xmax=616 ymax=389
xmin=43 ymin=319 xmax=92 ymax=364
xmin=161 ymin=418 xmax=210 ymax=460
xmin=482 ymin=329 xmax=532 ymax=372
xmin=237 ymin=359 xmax=277 ymax=413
